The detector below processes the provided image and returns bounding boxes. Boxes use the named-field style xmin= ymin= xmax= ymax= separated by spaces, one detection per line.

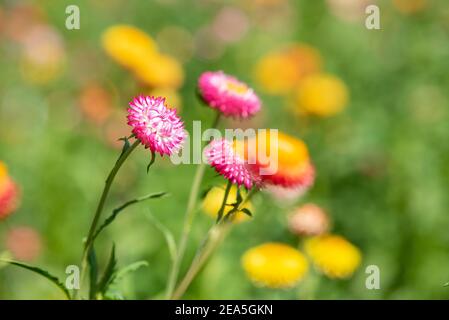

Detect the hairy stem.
xmin=165 ymin=112 xmax=221 ymax=299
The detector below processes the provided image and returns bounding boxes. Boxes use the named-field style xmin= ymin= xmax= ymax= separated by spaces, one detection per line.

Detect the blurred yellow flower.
xmin=0 ymin=162 xmax=8 ymax=183
xmin=294 ymin=73 xmax=348 ymax=117
xmin=102 ymin=25 xmax=184 ymax=89
xmin=202 ymin=185 xmax=254 ymax=223
xmin=305 ymin=235 xmax=361 ymax=279
xmin=134 ymin=54 xmax=184 ymax=89
xmin=242 ymin=243 xmax=308 ymax=288
xmin=254 ymin=44 xmax=322 ymax=95
xmin=102 ymin=25 xmax=158 ymax=69
xmin=148 ymin=87 xmax=182 ymax=112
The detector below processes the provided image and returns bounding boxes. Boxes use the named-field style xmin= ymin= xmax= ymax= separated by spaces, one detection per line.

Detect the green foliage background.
xmin=1 ymin=0 xmax=449 ymax=299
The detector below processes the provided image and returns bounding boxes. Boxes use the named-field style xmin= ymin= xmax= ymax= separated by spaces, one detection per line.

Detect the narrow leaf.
xmin=97 ymin=244 xmax=117 ymax=295
xmin=88 ymin=247 xmax=98 ymax=299
xmin=103 ymin=261 xmax=149 ymax=300
xmin=240 ymin=208 xmax=253 ymax=217
xmin=114 ymin=261 xmax=149 ymax=282
xmin=146 ymin=212 xmax=177 ymax=262
xmin=236 ymin=187 xmax=243 ymax=205
xmin=1 ymin=259 xmax=71 ymax=299
xmin=92 ymin=191 xmax=169 ymax=241
xmin=116 ymin=137 xmax=131 ymax=164
xmin=146 ymin=151 xmax=156 ymax=173
xmin=201 ymin=186 xmax=213 ymax=199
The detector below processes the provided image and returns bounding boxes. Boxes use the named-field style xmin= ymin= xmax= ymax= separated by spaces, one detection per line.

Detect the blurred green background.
xmin=1 ymin=0 xmax=449 ymax=299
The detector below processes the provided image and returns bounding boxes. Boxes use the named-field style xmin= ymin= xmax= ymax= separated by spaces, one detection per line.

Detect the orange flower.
xmin=237 ymin=131 xmax=315 ymax=189
xmin=393 ymin=0 xmax=428 ymax=15
xmin=0 ymin=162 xmax=20 ymax=220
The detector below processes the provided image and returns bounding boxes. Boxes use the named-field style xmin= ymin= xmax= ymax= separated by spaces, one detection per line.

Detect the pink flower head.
xmin=198 ymin=71 xmax=261 ymax=118
xmin=127 ymin=95 xmax=185 ymax=156
xmin=204 ymin=138 xmax=260 ymax=189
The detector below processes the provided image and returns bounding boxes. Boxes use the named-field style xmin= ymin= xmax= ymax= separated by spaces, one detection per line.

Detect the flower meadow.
xmin=1 ymin=0 xmax=449 ymax=300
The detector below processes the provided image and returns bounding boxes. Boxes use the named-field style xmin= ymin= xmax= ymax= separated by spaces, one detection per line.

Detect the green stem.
xmin=165 ymin=112 xmax=221 ymax=299
xmin=172 ymin=223 xmax=230 ymax=300
xmin=79 ymin=140 xmax=139 ymax=298
xmin=216 ymin=180 xmax=232 ymax=222
xmin=172 ymin=187 xmax=258 ymax=299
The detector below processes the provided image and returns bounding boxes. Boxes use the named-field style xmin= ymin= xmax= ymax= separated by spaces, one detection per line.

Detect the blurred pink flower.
xmin=211 ymin=7 xmax=249 ymax=44
xmin=5 ymin=226 xmax=42 ymax=262
xmin=127 ymin=95 xmax=185 ymax=156
xmin=288 ymin=204 xmax=330 ymax=237
xmin=204 ymin=138 xmax=260 ymax=189
xmin=198 ymin=71 xmax=261 ymax=118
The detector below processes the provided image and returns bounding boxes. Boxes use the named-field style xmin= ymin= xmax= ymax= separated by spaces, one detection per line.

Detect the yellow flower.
xmin=102 ymin=25 xmax=184 ymax=89
xmin=242 ymin=243 xmax=309 ymax=288
xmin=254 ymin=44 xmax=322 ymax=95
xmin=294 ymin=73 xmax=348 ymax=117
xmin=148 ymin=87 xmax=182 ymax=112
xmin=134 ymin=54 xmax=184 ymax=89
xmin=202 ymin=185 xmax=254 ymax=223
xmin=102 ymin=25 xmax=158 ymax=69
xmin=305 ymin=235 xmax=361 ymax=279
xmin=0 ymin=162 xmax=8 ymax=183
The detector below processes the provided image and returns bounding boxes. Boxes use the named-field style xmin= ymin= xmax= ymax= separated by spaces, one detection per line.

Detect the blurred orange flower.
xmin=79 ymin=84 xmax=112 ymax=125
xmin=393 ymin=0 xmax=428 ymax=15
xmin=0 ymin=162 xmax=21 ymax=221
xmin=240 ymin=131 xmax=315 ymax=189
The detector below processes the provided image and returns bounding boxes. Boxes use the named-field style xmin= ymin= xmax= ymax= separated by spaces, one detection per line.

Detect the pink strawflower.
xmin=204 ymin=138 xmax=260 ymax=189
xmin=6 ymin=226 xmax=42 ymax=262
xmin=127 ymin=95 xmax=185 ymax=156
xmin=198 ymin=71 xmax=261 ymax=118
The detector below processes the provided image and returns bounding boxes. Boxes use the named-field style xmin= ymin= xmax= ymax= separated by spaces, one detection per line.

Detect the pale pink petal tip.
xmin=198 ymin=71 xmax=261 ymax=118
xmin=204 ymin=138 xmax=260 ymax=189
xmin=127 ymin=95 xmax=185 ymax=156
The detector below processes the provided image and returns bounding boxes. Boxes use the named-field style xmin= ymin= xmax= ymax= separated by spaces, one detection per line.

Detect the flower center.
xmin=226 ymin=80 xmax=248 ymax=95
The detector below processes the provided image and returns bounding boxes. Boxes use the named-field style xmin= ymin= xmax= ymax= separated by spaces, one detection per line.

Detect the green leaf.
xmin=240 ymin=208 xmax=253 ymax=217
xmin=92 ymin=191 xmax=169 ymax=241
xmin=114 ymin=261 xmax=148 ymax=282
xmin=87 ymin=247 xmax=98 ymax=299
xmin=1 ymin=259 xmax=71 ymax=299
xmin=236 ymin=187 xmax=243 ymax=205
xmin=103 ymin=261 xmax=148 ymax=300
xmin=444 ymin=281 xmax=449 ymax=287
xmin=147 ymin=151 xmax=156 ymax=173
xmin=201 ymin=186 xmax=214 ymax=199
xmin=0 ymin=252 xmax=12 ymax=270
xmin=117 ymin=137 xmax=131 ymax=164
xmin=146 ymin=212 xmax=177 ymax=262
xmin=97 ymin=244 xmax=117 ymax=295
